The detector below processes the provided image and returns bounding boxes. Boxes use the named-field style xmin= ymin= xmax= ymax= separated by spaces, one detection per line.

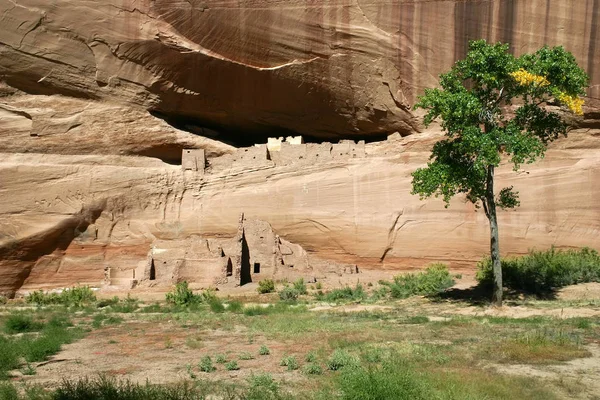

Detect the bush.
xmin=279 ymin=356 xmax=298 ymax=371
xmin=257 ymin=279 xmax=276 ymax=294
xmin=278 ymin=287 xmax=299 ymax=302
xmin=292 ymin=278 xmax=307 ymax=295
xmin=302 ymin=363 xmax=323 ymax=375
xmin=246 ymin=374 xmax=286 ymax=400
xmin=338 ymin=359 xmax=434 ymax=400
xmin=0 ymin=336 xmax=19 ymax=378
xmin=239 ymin=352 xmax=254 ymax=360
xmin=322 ymin=284 xmax=366 ymax=303
xmin=259 ymin=345 xmax=270 ymax=356
xmin=215 ymin=354 xmax=227 ymax=364
xmin=165 ymin=281 xmax=200 ymax=306
xmin=26 ymin=286 xmax=96 ymax=307
xmin=199 ymin=356 xmax=216 ymax=373
xmin=208 ymin=298 xmax=225 ymax=313
xmin=385 ymin=263 xmax=455 ymax=299
xmin=4 ymin=314 xmax=44 ymax=334
xmin=225 ymin=360 xmax=239 ymax=371
xmin=476 ymin=247 xmax=600 ymax=295
xmin=327 ymin=349 xmax=359 ymax=371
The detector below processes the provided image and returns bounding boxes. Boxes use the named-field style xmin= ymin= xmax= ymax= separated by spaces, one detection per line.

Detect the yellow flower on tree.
xmin=510 ymin=68 xmax=550 ymax=87
xmin=556 ymin=91 xmax=584 ymax=115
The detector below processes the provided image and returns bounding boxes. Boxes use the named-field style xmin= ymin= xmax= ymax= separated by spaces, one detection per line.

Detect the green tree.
xmin=411 ymin=40 xmax=588 ymax=306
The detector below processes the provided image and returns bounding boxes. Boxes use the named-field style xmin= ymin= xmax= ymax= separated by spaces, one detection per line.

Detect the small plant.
xmin=199 ymin=356 xmax=216 ymax=372
xmin=278 ymin=286 xmax=299 ymax=302
xmin=280 ymin=355 xmax=299 ymax=371
xmin=259 ymin=345 xmax=270 ymax=356
xmin=4 ymin=313 xmax=44 ymax=334
xmin=327 ymin=349 xmax=358 ymax=371
xmin=165 ymin=281 xmax=200 ymax=306
xmin=305 ymin=351 xmax=317 ymax=363
xmin=257 ymin=279 xmax=276 ymax=294
xmin=20 ymin=363 xmax=36 ymax=376
xmin=215 ymin=354 xmax=227 ymax=364
xmin=225 ymin=360 xmax=239 ymax=371
xmin=0 ymin=295 xmax=7 ymax=305
xmin=185 ymin=364 xmax=197 ymax=379
xmin=246 ymin=374 xmax=281 ymax=399
xmin=302 ymin=363 xmax=322 ymax=375
xmin=239 ymin=352 xmax=254 ymax=360
xmin=315 ymin=282 xmax=323 ymax=290
xmin=293 ymin=278 xmax=308 ymax=295
xmin=164 ymin=338 xmax=173 ymax=349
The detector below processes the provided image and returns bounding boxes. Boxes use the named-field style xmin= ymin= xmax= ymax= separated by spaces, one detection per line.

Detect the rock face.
xmin=1 ymin=0 xmax=600 ymax=296
xmin=0 ymin=0 xmax=598 ymax=141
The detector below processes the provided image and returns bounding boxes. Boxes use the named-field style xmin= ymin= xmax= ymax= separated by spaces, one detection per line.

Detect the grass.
xmin=3 ymin=314 xmax=44 ymax=334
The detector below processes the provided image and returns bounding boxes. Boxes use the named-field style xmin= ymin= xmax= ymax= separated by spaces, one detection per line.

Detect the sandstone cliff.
xmin=1 ymin=0 xmax=599 ymax=295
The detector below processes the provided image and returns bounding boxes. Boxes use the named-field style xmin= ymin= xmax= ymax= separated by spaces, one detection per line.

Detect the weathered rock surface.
xmin=0 ymin=0 xmax=598 ymax=140
xmin=1 ymin=0 xmax=600 ymax=296
xmin=1 ymin=131 xmax=599 ymax=295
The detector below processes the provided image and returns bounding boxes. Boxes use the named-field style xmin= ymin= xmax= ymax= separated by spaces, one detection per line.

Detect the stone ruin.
xmin=181 ymin=136 xmax=366 ymax=174
xmin=102 ymin=214 xmax=348 ymax=290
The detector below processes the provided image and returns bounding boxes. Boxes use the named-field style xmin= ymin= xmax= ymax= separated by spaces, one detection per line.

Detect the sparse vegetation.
xmin=477 ymin=247 xmax=600 ymax=295
xmin=26 ymin=286 xmax=96 ymax=307
xmin=199 ymin=356 xmax=216 ymax=373
xmin=257 ymin=279 xmax=276 ymax=294
xmin=165 ymin=281 xmax=200 ymax=306
xmin=225 ymin=360 xmax=239 ymax=371
xmin=278 ymin=286 xmax=299 ymax=302
xmin=292 ymin=278 xmax=308 ymax=295
xmin=381 ymin=263 xmax=456 ymax=299
xmin=259 ymin=345 xmax=270 ymax=356
xmin=279 ymin=355 xmax=299 ymax=371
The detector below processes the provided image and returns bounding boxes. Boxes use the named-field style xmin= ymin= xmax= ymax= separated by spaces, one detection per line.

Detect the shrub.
xmin=279 ymin=356 xmax=298 ymax=371
xmin=239 ymin=352 xmax=254 ymax=360
xmin=323 ymin=284 xmax=366 ymax=303
xmin=385 ymin=263 xmax=455 ymax=299
xmin=305 ymin=351 xmax=317 ymax=362
xmin=302 ymin=363 xmax=323 ymax=375
xmin=327 ymin=349 xmax=359 ymax=371
xmin=26 ymin=286 xmax=96 ymax=307
xmin=165 ymin=281 xmax=200 ymax=306
xmin=215 ymin=354 xmax=227 ymax=364
xmin=476 ymin=247 xmax=600 ymax=295
xmin=315 ymin=282 xmax=323 ymax=290
xmin=278 ymin=287 xmax=299 ymax=302
xmin=0 ymin=295 xmax=7 ymax=305
xmin=4 ymin=313 xmax=44 ymax=334
xmin=246 ymin=374 xmax=284 ymax=400
xmin=199 ymin=356 xmax=216 ymax=372
xmin=257 ymin=279 xmax=276 ymax=294
xmin=0 ymin=336 xmax=19 ymax=378
xmin=292 ymin=278 xmax=307 ymax=295
xmin=225 ymin=360 xmax=239 ymax=371
xmin=259 ymin=345 xmax=270 ymax=356
xmin=338 ymin=359 xmax=434 ymax=400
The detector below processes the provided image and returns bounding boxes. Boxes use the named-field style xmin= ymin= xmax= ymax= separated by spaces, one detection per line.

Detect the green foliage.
xmin=476 ymin=247 xmax=600 ymax=295
xmin=0 ymin=336 xmax=20 ymax=379
xmin=239 ymin=352 xmax=254 ymax=360
xmin=321 ymin=284 xmax=366 ymax=303
xmin=327 ymin=349 xmax=359 ymax=371
xmin=412 ymin=40 xmax=588 ymax=211
xmin=246 ymin=373 xmax=289 ymax=400
xmin=278 ymin=287 xmax=299 ymax=302
xmin=198 ymin=356 xmax=216 ymax=373
xmin=3 ymin=314 xmax=44 ymax=334
xmin=208 ymin=298 xmax=225 ymax=313
xmin=302 ymin=363 xmax=323 ymax=375
xmin=257 ymin=279 xmax=276 ymax=294
xmin=305 ymin=351 xmax=317 ymax=363
xmin=165 ymin=281 xmax=200 ymax=306
xmin=26 ymin=286 xmax=96 ymax=307
xmin=315 ymin=282 xmax=323 ymax=290
xmin=215 ymin=354 xmax=227 ymax=364
xmin=382 ymin=263 xmax=456 ymax=299
xmin=259 ymin=345 xmax=270 ymax=356
xmin=224 ymin=360 xmax=239 ymax=371
xmin=292 ymin=278 xmax=308 ymax=295
xmin=279 ymin=355 xmax=298 ymax=371
xmin=227 ymin=300 xmax=243 ymax=313
xmin=338 ymin=359 xmax=435 ymax=400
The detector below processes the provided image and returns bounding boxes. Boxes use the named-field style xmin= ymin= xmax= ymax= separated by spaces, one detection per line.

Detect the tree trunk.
xmin=485 ymin=165 xmax=503 ymax=306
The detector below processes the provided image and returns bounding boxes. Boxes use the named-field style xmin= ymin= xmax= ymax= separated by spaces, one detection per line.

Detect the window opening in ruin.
xmin=226 ymin=258 xmax=233 ymax=276
xmin=149 ymin=259 xmax=156 ymax=281
xmin=254 ymin=263 xmax=261 ymax=274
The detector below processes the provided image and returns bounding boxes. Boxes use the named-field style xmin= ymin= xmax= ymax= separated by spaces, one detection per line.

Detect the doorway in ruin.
xmin=226 ymin=258 xmax=233 ymax=276
xmin=149 ymin=259 xmax=156 ymax=281
xmin=253 ymin=262 xmax=260 ymax=274
xmin=240 ymin=231 xmax=252 ymax=285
